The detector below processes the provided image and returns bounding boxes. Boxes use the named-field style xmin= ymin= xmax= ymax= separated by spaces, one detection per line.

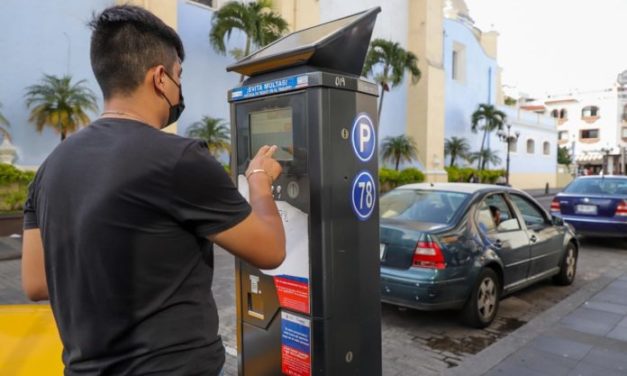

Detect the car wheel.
xmin=461 ymin=268 xmax=500 ymax=328
xmin=553 ymin=242 xmax=577 ymax=286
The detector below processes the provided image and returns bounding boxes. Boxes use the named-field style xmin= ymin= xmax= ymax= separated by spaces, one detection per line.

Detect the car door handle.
xmin=530 ymin=235 xmax=537 ymax=243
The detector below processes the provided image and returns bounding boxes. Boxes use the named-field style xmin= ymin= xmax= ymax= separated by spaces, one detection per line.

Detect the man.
xmin=21 ymin=5 xmax=285 ymax=375
xmin=489 ymin=205 xmax=501 ymax=227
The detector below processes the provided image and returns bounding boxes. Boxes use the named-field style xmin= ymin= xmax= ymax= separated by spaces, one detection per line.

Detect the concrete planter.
xmin=0 ymin=213 xmax=23 ymax=236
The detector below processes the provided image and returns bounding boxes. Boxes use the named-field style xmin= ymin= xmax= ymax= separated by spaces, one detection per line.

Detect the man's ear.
xmin=152 ymin=65 xmax=167 ymax=92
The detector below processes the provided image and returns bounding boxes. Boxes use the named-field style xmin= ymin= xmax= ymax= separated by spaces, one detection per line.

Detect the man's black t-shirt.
xmin=23 ymin=118 xmax=251 ymax=375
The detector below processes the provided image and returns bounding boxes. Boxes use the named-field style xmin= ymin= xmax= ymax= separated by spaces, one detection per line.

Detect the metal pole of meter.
xmin=227 ymin=7 xmax=382 ymax=376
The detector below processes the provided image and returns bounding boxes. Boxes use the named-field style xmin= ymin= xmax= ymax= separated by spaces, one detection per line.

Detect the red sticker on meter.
xmin=274 ymin=275 xmax=310 ymax=314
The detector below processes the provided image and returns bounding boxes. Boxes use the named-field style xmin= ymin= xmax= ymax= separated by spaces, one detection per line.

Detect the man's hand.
xmin=210 ymin=145 xmax=286 ymax=269
xmin=245 ymin=145 xmax=282 ymax=185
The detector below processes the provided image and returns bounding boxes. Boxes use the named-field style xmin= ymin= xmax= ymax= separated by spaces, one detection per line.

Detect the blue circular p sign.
xmin=351 ymin=113 xmax=376 ymax=162
xmin=351 ymin=171 xmax=376 ymax=221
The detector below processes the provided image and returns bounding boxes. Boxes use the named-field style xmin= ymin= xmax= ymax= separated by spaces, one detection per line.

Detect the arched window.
xmin=527 ymin=139 xmax=535 ymax=154
xmin=543 ymin=141 xmax=550 ymax=155
xmin=559 ymin=108 xmax=567 ymax=119
xmin=550 ymin=109 xmax=559 ymax=118
xmin=581 ymin=106 xmax=599 ymax=118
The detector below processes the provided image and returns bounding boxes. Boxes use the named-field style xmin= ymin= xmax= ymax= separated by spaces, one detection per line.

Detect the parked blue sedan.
xmin=550 ymin=176 xmax=627 ymax=238
xmin=379 ymin=183 xmax=578 ymax=328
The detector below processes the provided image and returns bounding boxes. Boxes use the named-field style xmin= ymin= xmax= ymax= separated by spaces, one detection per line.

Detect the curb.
xmin=442 ymin=274 xmax=618 ymax=376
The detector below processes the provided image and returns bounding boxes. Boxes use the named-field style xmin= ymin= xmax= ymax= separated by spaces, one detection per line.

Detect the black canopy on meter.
xmin=226 ymin=7 xmax=381 ymax=77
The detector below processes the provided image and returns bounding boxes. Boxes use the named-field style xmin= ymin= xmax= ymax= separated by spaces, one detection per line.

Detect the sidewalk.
xmin=445 ymin=272 xmax=627 ymax=376
xmin=523 ymin=187 xmax=561 ymax=198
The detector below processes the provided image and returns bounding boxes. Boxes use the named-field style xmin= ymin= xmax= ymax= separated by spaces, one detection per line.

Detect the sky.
xmin=464 ymin=0 xmax=627 ymax=98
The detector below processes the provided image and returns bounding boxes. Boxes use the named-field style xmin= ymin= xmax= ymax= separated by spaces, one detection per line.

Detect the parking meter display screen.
xmin=250 ymin=108 xmax=294 ymax=161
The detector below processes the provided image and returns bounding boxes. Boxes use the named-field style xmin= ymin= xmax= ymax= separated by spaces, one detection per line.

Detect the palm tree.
xmin=471 ymin=104 xmax=506 ymax=171
xmin=380 ymin=135 xmax=418 ymax=171
xmin=25 ymin=74 xmax=98 ymax=141
xmin=444 ymin=137 xmax=470 ymax=167
xmin=362 ymin=38 xmax=421 ymax=123
xmin=467 ymin=149 xmax=501 ymax=171
xmin=186 ymin=116 xmax=231 ymax=157
xmin=0 ymin=102 xmax=11 ymax=142
xmin=209 ymin=0 xmax=288 ymax=81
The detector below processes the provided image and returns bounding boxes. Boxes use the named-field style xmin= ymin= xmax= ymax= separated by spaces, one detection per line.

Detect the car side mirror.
xmin=551 ymin=216 xmax=564 ymax=226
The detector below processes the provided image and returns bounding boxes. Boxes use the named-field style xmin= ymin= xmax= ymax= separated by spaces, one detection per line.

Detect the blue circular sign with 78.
xmin=351 ymin=113 xmax=376 ymax=162
xmin=351 ymin=171 xmax=376 ymax=221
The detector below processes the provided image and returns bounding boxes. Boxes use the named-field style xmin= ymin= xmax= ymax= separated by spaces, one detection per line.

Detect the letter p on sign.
xmin=359 ymin=122 xmax=371 ymax=153
xmin=351 ymin=113 xmax=375 ymax=162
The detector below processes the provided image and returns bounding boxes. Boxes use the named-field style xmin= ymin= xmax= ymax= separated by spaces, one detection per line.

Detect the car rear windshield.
xmin=380 ymin=189 xmax=469 ymax=224
xmin=564 ymin=178 xmax=627 ymax=195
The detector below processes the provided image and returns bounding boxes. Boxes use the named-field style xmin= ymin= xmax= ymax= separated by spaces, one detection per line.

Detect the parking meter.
xmin=228 ymin=8 xmax=381 ymax=376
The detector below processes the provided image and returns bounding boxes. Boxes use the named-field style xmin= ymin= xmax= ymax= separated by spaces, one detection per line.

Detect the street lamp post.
xmin=497 ymin=124 xmax=520 ymax=185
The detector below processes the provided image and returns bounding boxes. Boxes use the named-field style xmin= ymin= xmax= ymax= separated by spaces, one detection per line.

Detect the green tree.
xmin=362 ymin=38 xmax=421 ymax=123
xmin=557 ymin=146 xmax=573 ymax=167
xmin=444 ymin=136 xmax=470 ymax=167
xmin=380 ymin=135 xmax=418 ymax=171
xmin=0 ymin=102 xmax=11 ymax=142
xmin=467 ymin=149 xmax=501 ymax=171
xmin=471 ymin=104 xmax=506 ymax=171
xmin=504 ymin=96 xmax=517 ymax=106
xmin=186 ymin=116 xmax=231 ymax=157
xmin=209 ymin=0 xmax=288 ymax=80
xmin=25 ymin=74 xmax=98 ymax=141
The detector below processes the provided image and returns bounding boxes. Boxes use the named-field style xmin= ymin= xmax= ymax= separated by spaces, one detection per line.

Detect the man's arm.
xmin=21 ymin=228 xmax=48 ymax=301
xmin=209 ymin=145 xmax=286 ymax=269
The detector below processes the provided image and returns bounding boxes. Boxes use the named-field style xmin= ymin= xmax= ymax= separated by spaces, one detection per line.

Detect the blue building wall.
xmin=0 ymin=0 xmax=245 ymax=167
xmin=0 ymin=0 xmax=113 ymax=167
xmin=443 ymin=18 xmax=498 ymax=160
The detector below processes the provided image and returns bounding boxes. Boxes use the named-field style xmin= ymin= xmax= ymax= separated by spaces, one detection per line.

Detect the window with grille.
xmin=580 ymin=129 xmax=599 ymax=140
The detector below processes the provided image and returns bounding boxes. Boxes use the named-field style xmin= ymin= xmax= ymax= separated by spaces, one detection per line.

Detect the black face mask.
xmin=161 ymin=71 xmax=185 ymax=127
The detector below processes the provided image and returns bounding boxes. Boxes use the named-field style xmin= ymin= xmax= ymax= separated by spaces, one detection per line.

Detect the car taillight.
xmin=412 ymin=240 xmax=446 ymax=269
xmin=550 ymin=198 xmax=561 ymax=213
xmin=616 ymin=200 xmax=627 ymax=217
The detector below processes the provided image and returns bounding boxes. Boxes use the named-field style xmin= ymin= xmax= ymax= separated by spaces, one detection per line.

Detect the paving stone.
xmin=560 ymin=307 xmax=623 ymax=336
xmin=607 ymin=280 xmax=627 ymax=290
xmin=568 ymin=361 xmax=626 ymax=376
xmin=581 ymin=347 xmax=627 ymax=373
xmin=590 ymin=289 xmax=627 ymax=305
xmin=506 ymin=347 xmax=578 ymax=376
xmin=484 ymin=362 xmax=552 ymax=376
xmin=527 ymin=335 xmax=593 ymax=360
xmin=582 ymin=301 xmax=627 ymax=315
xmin=606 ymin=325 xmax=627 ymax=342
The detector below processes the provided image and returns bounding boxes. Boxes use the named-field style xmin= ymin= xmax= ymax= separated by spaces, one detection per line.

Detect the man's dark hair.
xmin=88 ymin=5 xmax=185 ymax=99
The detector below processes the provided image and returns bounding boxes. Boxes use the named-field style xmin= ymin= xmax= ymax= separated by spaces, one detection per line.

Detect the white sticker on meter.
xmin=238 ymin=175 xmax=309 ymax=279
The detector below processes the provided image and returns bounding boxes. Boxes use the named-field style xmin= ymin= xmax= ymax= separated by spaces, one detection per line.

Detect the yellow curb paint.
xmin=0 ymin=305 xmax=63 ymax=375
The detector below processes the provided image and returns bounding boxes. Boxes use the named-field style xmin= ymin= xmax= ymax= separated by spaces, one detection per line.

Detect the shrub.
xmin=0 ymin=164 xmax=35 ymax=185
xmin=0 ymin=163 xmax=35 ymax=212
xmin=397 ymin=168 xmax=425 ymax=185
xmin=445 ymin=166 xmax=504 ymax=183
xmin=379 ymin=167 xmax=425 ymax=192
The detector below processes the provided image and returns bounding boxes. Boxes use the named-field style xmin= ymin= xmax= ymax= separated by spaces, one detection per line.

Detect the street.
xmin=213 ymin=233 xmax=627 ymax=376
